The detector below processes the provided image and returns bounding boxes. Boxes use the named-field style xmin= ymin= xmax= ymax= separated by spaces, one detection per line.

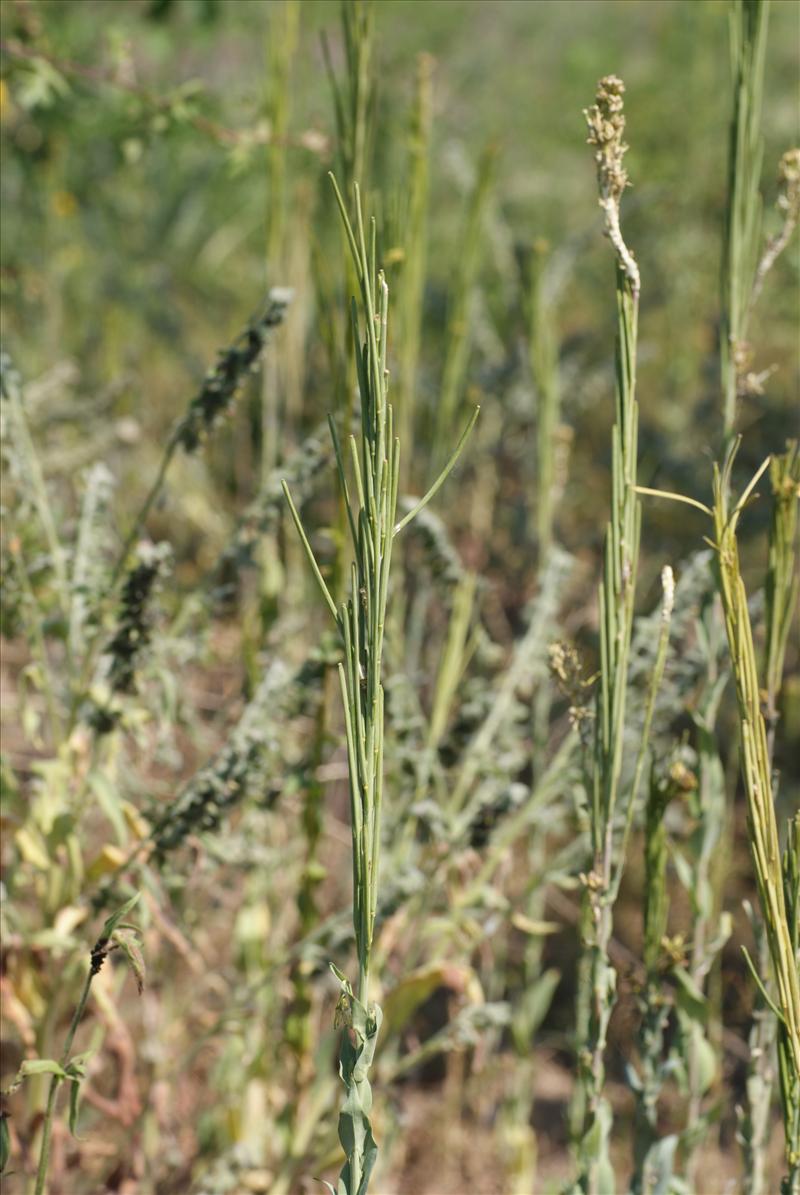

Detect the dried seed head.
xmin=585 ymin=75 xmax=640 ymax=297
xmin=585 ymin=74 xmax=629 ymax=204
xmin=777 ymin=147 xmax=800 ymax=218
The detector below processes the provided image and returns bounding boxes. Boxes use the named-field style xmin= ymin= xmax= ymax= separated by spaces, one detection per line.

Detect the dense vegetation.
xmin=1 ymin=2 xmax=798 ymax=1193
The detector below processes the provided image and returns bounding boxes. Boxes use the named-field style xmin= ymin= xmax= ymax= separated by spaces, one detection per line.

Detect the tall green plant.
xmin=396 ymin=51 xmax=433 ymax=489
xmin=434 ymin=142 xmax=496 ymax=456
xmin=261 ymin=0 xmax=299 ymax=483
xmin=574 ymin=75 xmax=642 ymax=1195
xmin=283 ymin=177 xmax=476 ymax=1195
xmin=524 ymin=239 xmax=562 ymax=565
xmin=322 ymin=0 xmax=375 ymax=197
xmin=720 ymin=0 xmax=769 ymax=439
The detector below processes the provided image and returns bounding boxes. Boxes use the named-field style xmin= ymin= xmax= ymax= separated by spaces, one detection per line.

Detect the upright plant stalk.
xmin=782 ymin=816 xmax=800 ymax=1193
xmin=322 ymin=0 xmax=374 ymax=197
xmin=396 ymin=51 xmax=433 ymax=490
xmin=0 ymin=356 xmax=70 ymax=619
xmin=741 ymin=895 xmax=779 ymax=1195
xmin=722 ymin=5 xmax=800 ymax=1179
xmin=764 ymin=443 xmax=800 ymax=759
xmin=261 ymin=0 xmax=299 ymax=484
xmin=526 ymin=239 xmax=562 ymax=566
xmin=31 ymin=895 xmax=142 ymax=1195
xmin=265 ymin=0 xmax=299 ymax=284
xmin=720 ymin=0 xmax=769 ymax=440
xmin=286 ymin=183 xmax=392 ymax=1195
xmin=712 ymin=447 xmax=800 ymax=1192
xmin=521 ymin=241 xmax=570 ymax=780
xmin=575 ymin=75 xmax=642 ymax=1195
xmin=262 ymin=2 xmax=326 ymax=1115
xmin=283 ymin=178 xmax=477 ymax=1195
xmin=680 ymin=651 xmax=729 ymax=1187
xmin=631 ymin=770 xmax=673 ymax=1195
xmin=740 ymin=443 xmax=800 ymax=1195
xmin=725 ymin=0 xmax=799 ymax=1165
xmin=433 ymin=142 xmax=495 ymax=457
xmin=33 ymin=970 xmax=94 ymax=1195
xmin=322 ymin=0 xmax=377 ymax=606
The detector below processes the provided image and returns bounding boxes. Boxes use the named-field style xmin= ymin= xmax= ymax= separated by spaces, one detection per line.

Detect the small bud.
xmin=660 ymin=565 xmax=675 ymax=622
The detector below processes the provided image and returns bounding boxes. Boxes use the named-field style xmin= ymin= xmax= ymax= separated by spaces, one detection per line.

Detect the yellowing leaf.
xmin=86 ymin=844 xmax=126 ymax=883
xmin=15 ymin=826 xmax=51 ymax=870
xmin=122 ymin=801 xmax=149 ymax=840
xmin=54 ymin=906 xmax=88 ymax=938
xmin=235 ymin=904 xmax=271 ymax=944
xmin=511 ymin=913 xmax=561 ymax=936
xmin=382 ymin=963 xmax=483 ymax=1035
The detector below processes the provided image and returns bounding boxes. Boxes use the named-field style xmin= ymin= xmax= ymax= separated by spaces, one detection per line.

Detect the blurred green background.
xmin=2 ymin=0 xmax=797 ymax=566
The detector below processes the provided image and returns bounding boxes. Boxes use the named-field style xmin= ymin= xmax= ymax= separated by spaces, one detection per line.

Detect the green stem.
xmin=720 ymin=0 xmax=769 ymax=441
xmin=34 ymin=967 xmax=94 ymax=1195
xmin=109 ymin=436 xmax=178 ymax=590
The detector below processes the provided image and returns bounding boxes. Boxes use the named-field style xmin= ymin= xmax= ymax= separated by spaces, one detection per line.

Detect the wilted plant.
xmin=718 ymin=0 xmax=800 ymax=1176
xmin=639 ymin=445 xmax=800 ymax=1190
xmin=712 ymin=449 xmax=800 ymax=1193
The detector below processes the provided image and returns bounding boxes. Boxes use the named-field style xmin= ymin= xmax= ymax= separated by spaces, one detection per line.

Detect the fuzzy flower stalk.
xmin=283 ymin=178 xmax=477 ymax=1195
xmin=574 ymin=75 xmax=643 ymax=1195
xmin=585 ymin=74 xmax=640 ymax=299
xmin=110 ymin=290 xmax=292 ymax=587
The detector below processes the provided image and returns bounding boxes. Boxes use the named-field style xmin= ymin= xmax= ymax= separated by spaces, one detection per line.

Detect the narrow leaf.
xmin=99 ymin=893 xmax=140 ymax=942
xmin=394 ymin=406 xmax=480 ymax=536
